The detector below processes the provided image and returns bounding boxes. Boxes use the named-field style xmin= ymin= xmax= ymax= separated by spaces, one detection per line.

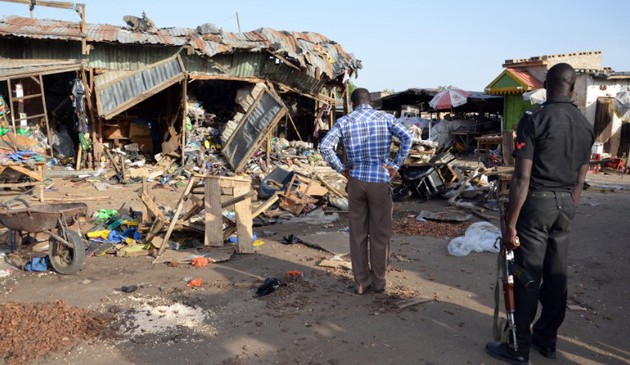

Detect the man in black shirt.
xmin=486 ymin=63 xmax=594 ymax=365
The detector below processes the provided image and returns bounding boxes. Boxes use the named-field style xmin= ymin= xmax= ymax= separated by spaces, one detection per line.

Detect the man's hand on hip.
xmin=382 ymin=165 xmax=397 ymax=180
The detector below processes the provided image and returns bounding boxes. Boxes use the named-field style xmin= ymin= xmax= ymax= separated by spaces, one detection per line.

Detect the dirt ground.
xmin=1 ymin=170 xmax=629 ymax=365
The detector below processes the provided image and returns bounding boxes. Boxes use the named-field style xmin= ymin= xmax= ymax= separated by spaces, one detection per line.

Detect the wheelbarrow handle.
xmin=1 ymin=197 xmax=30 ymax=209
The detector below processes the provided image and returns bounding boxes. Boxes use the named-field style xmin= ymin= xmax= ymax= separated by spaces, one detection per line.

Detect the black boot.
xmin=485 ymin=342 xmax=529 ymax=365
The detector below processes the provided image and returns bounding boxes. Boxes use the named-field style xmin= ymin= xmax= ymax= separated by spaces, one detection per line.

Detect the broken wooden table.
xmin=149 ymin=174 xmax=278 ymax=258
xmin=201 ymin=175 xmax=255 ymax=253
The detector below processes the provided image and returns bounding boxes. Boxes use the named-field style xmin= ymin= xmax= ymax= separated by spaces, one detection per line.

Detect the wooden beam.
xmin=286 ymin=112 xmax=303 ymax=142
xmin=233 ymin=182 xmax=254 ymax=253
xmin=252 ymin=193 xmax=279 ymax=218
xmin=204 ymin=177 xmax=224 ymax=247
xmin=221 ymin=190 xmax=257 ymax=208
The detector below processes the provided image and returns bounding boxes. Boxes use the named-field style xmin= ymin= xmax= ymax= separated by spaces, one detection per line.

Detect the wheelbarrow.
xmin=0 ymin=201 xmax=87 ymax=275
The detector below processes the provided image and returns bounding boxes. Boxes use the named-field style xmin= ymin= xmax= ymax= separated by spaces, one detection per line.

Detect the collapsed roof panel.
xmin=94 ymin=54 xmax=185 ymax=119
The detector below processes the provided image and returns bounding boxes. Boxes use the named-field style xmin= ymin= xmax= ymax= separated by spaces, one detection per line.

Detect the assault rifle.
xmin=498 ymin=197 xmax=519 ymax=351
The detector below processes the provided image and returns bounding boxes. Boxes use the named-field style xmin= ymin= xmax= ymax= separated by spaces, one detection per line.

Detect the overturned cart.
xmin=0 ymin=202 xmax=87 ymax=274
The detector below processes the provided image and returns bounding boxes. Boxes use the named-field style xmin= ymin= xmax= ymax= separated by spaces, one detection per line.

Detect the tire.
xmin=392 ymin=186 xmax=413 ymax=202
xmin=49 ymin=230 xmax=85 ymax=275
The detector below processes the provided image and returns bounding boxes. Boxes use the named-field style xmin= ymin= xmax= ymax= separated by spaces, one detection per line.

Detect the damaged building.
xmin=0 ymin=12 xmax=361 ymax=171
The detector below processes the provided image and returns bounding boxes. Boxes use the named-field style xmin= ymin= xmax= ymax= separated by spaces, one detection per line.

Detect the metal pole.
xmin=236 ymin=12 xmax=241 ymax=33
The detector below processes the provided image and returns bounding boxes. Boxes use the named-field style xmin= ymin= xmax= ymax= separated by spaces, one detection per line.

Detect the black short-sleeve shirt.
xmin=513 ymin=96 xmax=594 ymax=192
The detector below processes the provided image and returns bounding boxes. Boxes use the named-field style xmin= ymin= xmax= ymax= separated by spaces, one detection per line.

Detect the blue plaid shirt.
xmin=320 ymin=104 xmax=413 ymax=183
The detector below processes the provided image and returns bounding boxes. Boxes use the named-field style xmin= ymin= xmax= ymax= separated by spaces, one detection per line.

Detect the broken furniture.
xmin=147 ymin=174 xmax=278 ymax=258
xmin=278 ymin=173 xmax=319 ymax=216
xmin=201 ymin=175 xmax=255 ymax=252
xmin=259 ymin=166 xmax=295 ymax=199
xmin=0 ymin=161 xmax=45 ymax=202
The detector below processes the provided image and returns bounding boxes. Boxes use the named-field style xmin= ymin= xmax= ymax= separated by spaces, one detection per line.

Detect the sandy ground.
xmin=1 ymin=170 xmax=629 ymax=365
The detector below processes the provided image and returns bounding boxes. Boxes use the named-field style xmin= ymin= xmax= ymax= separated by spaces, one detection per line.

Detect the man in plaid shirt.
xmin=320 ymin=88 xmax=412 ymax=294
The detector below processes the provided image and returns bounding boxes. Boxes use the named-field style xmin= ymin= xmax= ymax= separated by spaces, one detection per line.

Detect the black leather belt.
xmin=528 ymin=191 xmax=571 ymax=198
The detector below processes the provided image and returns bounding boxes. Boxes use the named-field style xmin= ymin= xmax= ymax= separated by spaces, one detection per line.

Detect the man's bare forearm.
xmin=572 ymin=164 xmax=589 ymax=205
xmin=506 ymin=158 xmax=532 ymax=230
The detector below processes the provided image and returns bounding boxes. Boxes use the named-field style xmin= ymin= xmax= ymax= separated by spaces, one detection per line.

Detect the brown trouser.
xmin=347 ymin=177 xmax=393 ymax=293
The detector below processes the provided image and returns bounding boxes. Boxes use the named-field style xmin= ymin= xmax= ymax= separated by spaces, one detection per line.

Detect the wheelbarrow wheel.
xmin=49 ymin=230 xmax=85 ymax=275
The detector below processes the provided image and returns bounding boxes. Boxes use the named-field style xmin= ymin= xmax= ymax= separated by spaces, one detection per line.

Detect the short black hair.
xmin=546 ymin=63 xmax=577 ymax=91
xmin=351 ymin=88 xmax=371 ymax=105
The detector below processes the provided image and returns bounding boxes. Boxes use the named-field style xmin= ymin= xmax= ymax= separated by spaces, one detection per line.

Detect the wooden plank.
xmin=10 ymin=94 xmax=43 ymax=101
xmin=221 ymin=191 xmax=257 ymax=208
xmin=286 ymin=113 xmax=303 ymax=141
xmin=10 ymin=113 xmax=46 ymax=121
xmin=145 ymin=217 xmax=166 ymax=245
xmin=42 ymin=196 xmax=111 ymax=202
xmin=157 ymin=176 xmax=196 ymax=256
xmin=5 ymin=164 xmax=44 ymax=181
xmin=38 ymin=74 xmax=54 ymax=157
xmin=180 ymin=78 xmax=187 ymax=165
xmin=195 ymin=174 xmax=251 ymax=183
xmin=0 ymin=181 xmax=41 ymax=189
xmin=180 ymin=195 xmax=204 ymax=221
xmin=252 ymin=193 xmax=279 ymax=218
xmin=233 ymin=181 xmax=254 ymax=253
xmin=141 ymin=178 xmax=150 ymax=224
xmin=141 ymin=192 xmax=167 ymax=221
xmin=316 ymin=174 xmax=346 ymax=198
xmin=204 ymin=177 xmax=223 ymax=247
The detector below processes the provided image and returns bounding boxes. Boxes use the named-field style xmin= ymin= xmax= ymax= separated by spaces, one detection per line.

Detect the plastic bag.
xmin=448 ymin=222 xmax=501 ymax=256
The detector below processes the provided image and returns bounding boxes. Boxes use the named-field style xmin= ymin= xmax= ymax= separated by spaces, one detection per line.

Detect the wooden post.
xmin=266 ymin=133 xmax=271 ymax=167
xmin=204 ymin=177 xmax=223 ymax=247
xmin=38 ymin=74 xmax=54 ymax=157
xmin=329 ymin=88 xmax=335 ymax=129
xmin=343 ymin=85 xmax=350 ymax=115
xmin=181 ymin=78 xmax=187 ymax=165
xmin=141 ymin=178 xmax=150 ymax=224
xmin=233 ymin=181 xmax=254 ymax=253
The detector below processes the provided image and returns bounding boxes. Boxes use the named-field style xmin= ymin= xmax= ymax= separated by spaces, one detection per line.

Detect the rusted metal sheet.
xmin=0 ymin=59 xmax=81 ymax=80
xmin=0 ymin=16 xmax=360 ymax=81
xmin=94 ymin=54 xmax=185 ymax=119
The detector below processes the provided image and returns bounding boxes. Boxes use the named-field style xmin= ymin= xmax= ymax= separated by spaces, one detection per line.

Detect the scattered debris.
xmin=393 ymin=218 xmax=468 ymax=238
xmin=319 ymin=255 xmax=353 ymax=271
xmin=0 ymin=301 xmax=113 ymax=365
xmin=115 ymin=298 xmax=215 ymax=338
xmin=191 ymin=256 xmax=210 ymax=268
xmin=417 ymin=210 xmax=472 ymax=222
xmin=567 ymin=304 xmax=588 ymax=312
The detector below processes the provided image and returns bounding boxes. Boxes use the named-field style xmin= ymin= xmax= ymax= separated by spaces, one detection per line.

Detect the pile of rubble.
xmin=0 ymin=301 xmax=114 ymax=365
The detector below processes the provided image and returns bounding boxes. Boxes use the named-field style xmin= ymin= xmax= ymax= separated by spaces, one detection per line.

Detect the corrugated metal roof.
xmin=0 ymin=16 xmax=360 ymax=80
xmin=507 ymin=68 xmax=543 ymax=89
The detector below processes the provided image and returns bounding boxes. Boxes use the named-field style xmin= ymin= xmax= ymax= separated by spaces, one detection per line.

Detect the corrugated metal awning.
xmin=94 ymin=54 xmax=185 ymax=119
xmin=0 ymin=59 xmax=81 ymax=81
